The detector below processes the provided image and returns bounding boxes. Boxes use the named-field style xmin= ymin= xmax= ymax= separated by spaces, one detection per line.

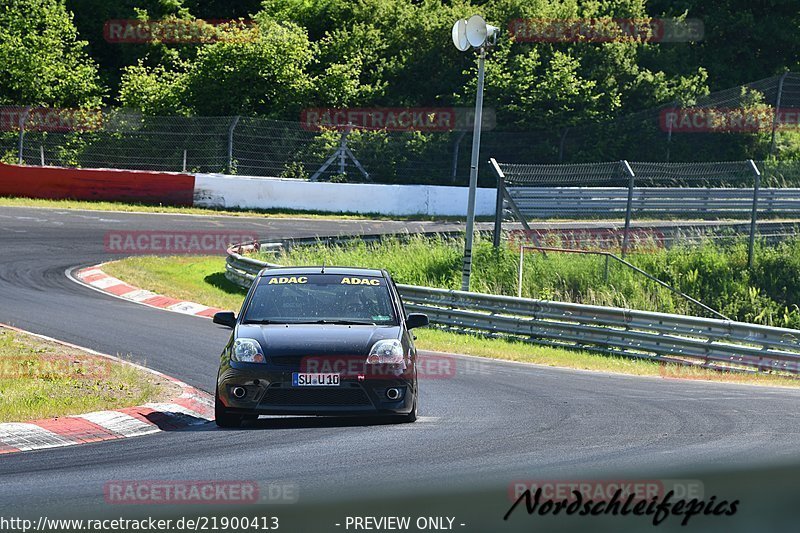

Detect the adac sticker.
xmin=340 ymin=277 xmax=382 ymax=286
xmin=267 ymin=276 xmax=308 ymax=284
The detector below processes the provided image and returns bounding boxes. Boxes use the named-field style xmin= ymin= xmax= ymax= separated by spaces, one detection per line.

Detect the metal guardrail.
xmin=505 ymin=187 xmax=800 ymax=216
xmin=225 ymin=243 xmax=800 ymax=374
xmin=490 ymin=158 xmax=794 ymax=267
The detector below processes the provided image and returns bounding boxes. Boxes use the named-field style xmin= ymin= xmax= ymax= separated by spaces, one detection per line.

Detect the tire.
xmin=394 ymin=396 xmax=417 ymax=424
xmin=214 ymin=390 xmax=243 ymax=428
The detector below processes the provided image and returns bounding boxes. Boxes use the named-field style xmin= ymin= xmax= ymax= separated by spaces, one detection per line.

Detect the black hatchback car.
xmin=212 ymin=266 xmax=428 ymax=427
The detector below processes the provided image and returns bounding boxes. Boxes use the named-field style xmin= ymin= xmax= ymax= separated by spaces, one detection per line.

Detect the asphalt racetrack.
xmin=1 ymin=206 xmax=799 ymax=531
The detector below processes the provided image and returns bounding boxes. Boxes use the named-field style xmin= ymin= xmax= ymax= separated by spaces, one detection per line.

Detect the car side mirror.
xmin=406 ymin=313 xmax=429 ymax=330
xmin=213 ymin=311 xmax=237 ymax=328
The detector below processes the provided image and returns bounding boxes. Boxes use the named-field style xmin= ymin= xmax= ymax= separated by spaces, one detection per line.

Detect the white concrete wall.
xmin=193 ymin=174 xmax=497 ymax=216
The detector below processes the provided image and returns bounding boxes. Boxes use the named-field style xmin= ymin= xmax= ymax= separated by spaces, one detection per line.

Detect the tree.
xmin=455 ymin=0 xmax=708 ymax=130
xmin=0 ymin=0 xmax=104 ymax=106
xmin=66 ymin=0 xmax=266 ymax=100
xmin=119 ymin=15 xmax=314 ymax=116
xmin=645 ymin=0 xmax=800 ymax=90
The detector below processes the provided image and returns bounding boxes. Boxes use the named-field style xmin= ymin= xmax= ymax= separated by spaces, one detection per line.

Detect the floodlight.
xmin=466 ymin=15 xmax=498 ymax=48
xmin=451 ymin=19 xmax=469 ymax=51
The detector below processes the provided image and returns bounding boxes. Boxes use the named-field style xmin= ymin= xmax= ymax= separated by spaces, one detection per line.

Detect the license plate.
xmin=292 ymin=373 xmax=340 ymax=387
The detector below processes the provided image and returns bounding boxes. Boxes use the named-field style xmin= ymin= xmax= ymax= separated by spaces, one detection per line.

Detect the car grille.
xmin=260 ymin=386 xmax=372 ymax=406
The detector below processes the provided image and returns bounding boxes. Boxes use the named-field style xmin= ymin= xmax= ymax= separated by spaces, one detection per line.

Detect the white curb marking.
xmin=120 ymin=289 xmax=159 ymax=302
xmin=89 ymin=277 xmax=125 ymax=289
xmin=141 ymin=403 xmax=210 ymax=424
xmin=76 ymin=411 xmax=160 ymax=438
xmin=0 ymin=423 xmax=76 ymax=451
xmin=167 ymin=302 xmax=210 ymax=315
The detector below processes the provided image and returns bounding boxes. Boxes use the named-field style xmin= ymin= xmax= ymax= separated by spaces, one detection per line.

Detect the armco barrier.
xmin=0 ymin=162 xmax=195 ymax=205
xmin=224 ymin=243 xmax=800 ymax=374
xmin=506 ymin=186 xmax=800 ymax=217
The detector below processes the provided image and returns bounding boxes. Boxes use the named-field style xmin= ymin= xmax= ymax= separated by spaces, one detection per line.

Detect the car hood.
xmin=236 ymin=324 xmax=401 ymax=357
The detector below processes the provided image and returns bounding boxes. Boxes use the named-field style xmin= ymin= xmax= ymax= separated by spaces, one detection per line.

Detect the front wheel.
xmin=215 ymin=390 xmax=243 ymax=428
xmin=393 ymin=397 xmax=417 ymax=424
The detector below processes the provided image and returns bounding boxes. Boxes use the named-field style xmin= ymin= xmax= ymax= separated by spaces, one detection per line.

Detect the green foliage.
xmin=120 ymin=16 xmax=314 ymax=116
xmin=112 ymin=0 xmax=711 ymax=126
xmin=0 ymin=0 xmax=104 ymax=106
xmin=646 ymin=0 xmax=800 ymax=90
xmin=280 ymin=161 xmax=309 ymax=180
xmin=64 ymin=0 xmax=195 ymax=99
xmin=4 ymin=0 xmax=800 ymax=172
xmin=454 ymin=0 xmax=709 ymax=131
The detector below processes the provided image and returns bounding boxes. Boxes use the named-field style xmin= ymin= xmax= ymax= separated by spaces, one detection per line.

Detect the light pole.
xmin=452 ymin=15 xmax=498 ymax=291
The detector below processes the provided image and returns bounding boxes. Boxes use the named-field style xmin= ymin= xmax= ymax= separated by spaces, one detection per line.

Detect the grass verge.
xmin=0 ymin=326 xmax=180 ymax=422
xmin=0 ymin=196 xmax=490 ymax=222
xmin=260 ymin=233 xmax=800 ymax=329
xmin=103 ymin=255 xmax=246 ymax=311
xmin=101 ymin=256 xmax=800 ymax=388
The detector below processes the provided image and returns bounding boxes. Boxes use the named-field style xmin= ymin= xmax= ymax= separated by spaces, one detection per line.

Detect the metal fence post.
xmin=769 ymin=72 xmax=788 ymax=159
xmin=748 ymin=159 xmax=762 ymax=269
xmin=665 ymin=113 xmax=673 ymax=162
xmin=451 ymin=131 xmax=466 ymax=183
xmin=227 ymin=115 xmax=240 ymax=174
xmin=17 ymin=107 xmax=30 ymax=164
xmin=339 ymin=127 xmax=348 ymax=176
xmin=517 ymin=244 xmax=524 ymax=298
xmin=492 ymin=161 xmax=506 ymax=248
xmin=620 ymin=160 xmax=635 ymax=257
xmin=558 ymin=127 xmax=569 ymax=163
xmin=489 ymin=157 xmax=546 ymax=254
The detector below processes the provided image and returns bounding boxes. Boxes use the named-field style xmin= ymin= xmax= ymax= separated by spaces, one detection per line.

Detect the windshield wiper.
xmin=309 ymin=319 xmax=377 ymax=326
xmin=242 ymin=319 xmax=378 ymax=326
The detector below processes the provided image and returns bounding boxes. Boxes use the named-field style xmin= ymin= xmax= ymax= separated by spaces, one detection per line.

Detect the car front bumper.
xmin=217 ymin=365 xmax=416 ymax=416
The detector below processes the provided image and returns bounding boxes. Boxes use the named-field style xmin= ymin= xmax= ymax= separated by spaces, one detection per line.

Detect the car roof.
xmin=258 ymin=266 xmax=385 ymax=278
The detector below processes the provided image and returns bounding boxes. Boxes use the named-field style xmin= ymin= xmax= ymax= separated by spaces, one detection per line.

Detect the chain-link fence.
xmin=490 ymin=72 xmax=800 ymax=166
xmin=0 ymin=109 xmax=462 ymax=184
xmin=2 ymin=74 xmax=800 ymax=185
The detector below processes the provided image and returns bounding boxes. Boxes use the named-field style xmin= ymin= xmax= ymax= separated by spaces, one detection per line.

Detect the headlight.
xmin=232 ymin=338 xmax=265 ymax=363
xmin=366 ymin=339 xmax=405 ymax=365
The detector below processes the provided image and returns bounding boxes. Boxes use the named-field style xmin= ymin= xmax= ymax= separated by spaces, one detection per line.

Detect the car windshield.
xmin=241 ymin=273 xmax=397 ymax=325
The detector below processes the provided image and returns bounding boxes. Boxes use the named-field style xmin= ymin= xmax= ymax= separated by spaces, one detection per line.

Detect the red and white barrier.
xmin=0 ymin=163 xmax=497 ymax=216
